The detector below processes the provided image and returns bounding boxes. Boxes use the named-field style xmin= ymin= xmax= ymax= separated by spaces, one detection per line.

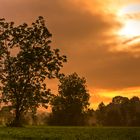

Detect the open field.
xmin=0 ymin=126 xmax=139 ymax=140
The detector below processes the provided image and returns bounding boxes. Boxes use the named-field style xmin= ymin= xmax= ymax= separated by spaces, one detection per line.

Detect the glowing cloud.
xmin=118 ymin=3 xmax=140 ymax=38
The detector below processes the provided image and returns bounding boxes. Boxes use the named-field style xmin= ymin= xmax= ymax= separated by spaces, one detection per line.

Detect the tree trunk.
xmin=14 ymin=109 xmax=22 ymax=127
xmin=9 ymin=106 xmax=23 ymax=127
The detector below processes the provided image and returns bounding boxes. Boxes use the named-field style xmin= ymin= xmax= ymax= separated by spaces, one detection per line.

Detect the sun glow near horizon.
xmin=90 ymin=86 xmax=140 ymax=109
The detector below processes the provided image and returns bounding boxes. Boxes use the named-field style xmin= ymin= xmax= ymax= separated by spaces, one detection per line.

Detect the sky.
xmin=1 ymin=0 xmax=140 ymax=109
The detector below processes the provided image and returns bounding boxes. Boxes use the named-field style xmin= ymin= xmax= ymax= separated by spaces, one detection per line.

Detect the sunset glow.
xmin=0 ymin=0 xmax=140 ymax=109
xmin=118 ymin=4 xmax=140 ymax=38
xmin=119 ymin=20 xmax=140 ymax=37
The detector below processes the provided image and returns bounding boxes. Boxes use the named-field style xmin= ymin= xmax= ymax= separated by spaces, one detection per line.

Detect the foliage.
xmin=48 ymin=73 xmax=90 ymax=126
xmin=96 ymin=96 xmax=140 ymax=126
xmin=0 ymin=106 xmax=14 ymax=125
xmin=0 ymin=16 xmax=67 ymax=126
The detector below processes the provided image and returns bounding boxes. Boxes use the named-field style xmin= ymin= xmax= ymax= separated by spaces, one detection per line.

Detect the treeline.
xmin=95 ymin=96 xmax=140 ymax=126
xmin=47 ymin=95 xmax=140 ymax=126
xmin=0 ymin=95 xmax=140 ymax=127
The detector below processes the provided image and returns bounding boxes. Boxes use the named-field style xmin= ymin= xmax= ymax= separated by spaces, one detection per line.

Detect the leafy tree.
xmin=85 ymin=109 xmax=97 ymax=126
xmin=129 ymin=96 xmax=140 ymax=126
xmin=104 ymin=103 xmax=123 ymax=126
xmin=0 ymin=16 xmax=67 ymax=126
xmin=96 ymin=102 xmax=106 ymax=125
xmin=49 ymin=73 xmax=90 ymax=126
xmin=0 ymin=106 xmax=14 ymax=125
xmin=112 ymin=96 xmax=129 ymax=105
xmin=96 ymin=96 xmax=140 ymax=126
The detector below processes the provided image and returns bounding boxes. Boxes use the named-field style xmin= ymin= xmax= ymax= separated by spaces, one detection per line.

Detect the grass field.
xmin=0 ymin=126 xmax=139 ymax=140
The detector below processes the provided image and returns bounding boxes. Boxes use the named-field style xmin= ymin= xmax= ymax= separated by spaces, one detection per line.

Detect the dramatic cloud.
xmin=1 ymin=0 xmax=140 ymax=107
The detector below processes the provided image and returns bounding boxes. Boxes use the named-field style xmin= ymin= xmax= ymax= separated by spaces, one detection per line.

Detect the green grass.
xmin=0 ymin=126 xmax=139 ymax=140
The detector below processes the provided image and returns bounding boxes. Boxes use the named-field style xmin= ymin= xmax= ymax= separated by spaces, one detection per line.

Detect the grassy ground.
xmin=0 ymin=126 xmax=139 ymax=140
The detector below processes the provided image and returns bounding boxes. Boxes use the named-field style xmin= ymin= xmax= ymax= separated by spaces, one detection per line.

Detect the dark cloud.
xmin=63 ymin=42 xmax=140 ymax=89
xmin=1 ymin=0 xmax=140 ymax=90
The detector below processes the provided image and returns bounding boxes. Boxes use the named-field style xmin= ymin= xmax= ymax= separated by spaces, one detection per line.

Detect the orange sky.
xmin=1 ymin=0 xmax=140 ymax=109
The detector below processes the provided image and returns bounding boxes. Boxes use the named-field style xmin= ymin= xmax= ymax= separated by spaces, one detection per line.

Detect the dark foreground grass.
xmin=0 ymin=126 xmax=139 ymax=140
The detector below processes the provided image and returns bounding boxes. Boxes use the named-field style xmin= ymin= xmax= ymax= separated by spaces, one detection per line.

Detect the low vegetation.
xmin=0 ymin=126 xmax=139 ymax=140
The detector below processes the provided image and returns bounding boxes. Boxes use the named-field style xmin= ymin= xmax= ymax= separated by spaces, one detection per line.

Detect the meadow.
xmin=0 ymin=126 xmax=139 ymax=140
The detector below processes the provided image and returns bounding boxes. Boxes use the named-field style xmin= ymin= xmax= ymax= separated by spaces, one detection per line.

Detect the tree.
xmin=96 ymin=102 xmax=106 ymax=125
xmin=0 ymin=16 xmax=67 ymax=126
xmin=129 ymin=96 xmax=140 ymax=126
xmin=97 ymin=96 xmax=129 ymax=126
xmin=0 ymin=106 xmax=14 ymax=125
xmin=96 ymin=96 xmax=140 ymax=126
xmin=112 ymin=96 xmax=129 ymax=105
xmin=49 ymin=73 xmax=90 ymax=126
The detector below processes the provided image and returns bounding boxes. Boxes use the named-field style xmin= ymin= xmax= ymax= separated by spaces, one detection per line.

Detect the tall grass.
xmin=0 ymin=126 xmax=139 ymax=140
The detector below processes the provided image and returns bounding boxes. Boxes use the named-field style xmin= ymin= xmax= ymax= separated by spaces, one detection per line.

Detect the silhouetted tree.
xmin=111 ymin=96 xmax=129 ymax=125
xmin=0 ymin=17 xmax=67 ymax=127
xmin=96 ymin=96 xmax=140 ymax=126
xmin=0 ymin=106 xmax=14 ymax=125
xmin=112 ymin=96 xmax=129 ymax=105
xmin=105 ymin=103 xmax=123 ymax=126
xmin=96 ymin=102 xmax=106 ymax=125
xmin=48 ymin=73 xmax=90 ymax=126
xmin=129 ymin=96 xmax=140 ymax=126
xmin=85 ymin=109 xmax=97 ymax=126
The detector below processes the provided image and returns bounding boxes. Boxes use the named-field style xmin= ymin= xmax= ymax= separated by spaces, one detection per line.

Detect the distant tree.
xmin=0 ymin=17 xmax=67 ymax=127
xmin=85 ymin=109 xmax=97 ymax=126
xmin=104 ymin=103 xmax=123 ymax=126
xmin=49 ymin=73 xmax=90 ymax=126
xmin=96 ymin=102 xmax=106 ymax=125
xmin=129 ymin=96 xmax=140 ymax=126
xmin=96 ymin=96 xmax=140 ymax=126
xmin=0 ymin=106 xmax=14 ymax=125
xmin=112 ymin=96 xmax=129 ymax=105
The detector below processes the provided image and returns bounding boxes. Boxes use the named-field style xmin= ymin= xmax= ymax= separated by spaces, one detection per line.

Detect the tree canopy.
xmin=96 ymin=96 xmax=140 ymax=126
xmin=0 ymin=16 xmax=67 ymax=126
xmin=48 ymin=73 xmax=90 ymax=126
